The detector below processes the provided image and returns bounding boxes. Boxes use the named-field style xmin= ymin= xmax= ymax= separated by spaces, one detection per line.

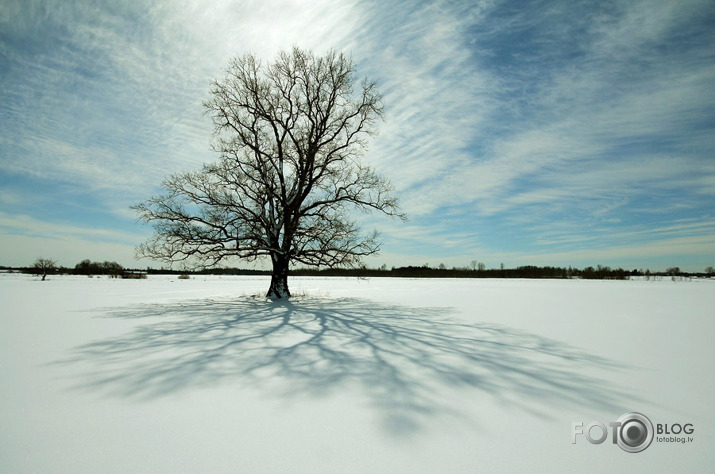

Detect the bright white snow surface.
xmin=1 ymin=273 xmax=713 ymax=473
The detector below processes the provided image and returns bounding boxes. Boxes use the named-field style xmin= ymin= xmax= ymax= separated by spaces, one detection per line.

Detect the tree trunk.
xmin=267 ymin=255 xmax=291 ymax=299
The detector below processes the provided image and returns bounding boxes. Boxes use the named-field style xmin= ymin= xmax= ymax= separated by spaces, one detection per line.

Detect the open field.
xmin=1 ymin=273 xmax=713 ymax=473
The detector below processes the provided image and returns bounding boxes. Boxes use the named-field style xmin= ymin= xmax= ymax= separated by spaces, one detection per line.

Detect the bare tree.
xmin=134 ymin=48 xmax=403 ymax=298
xmin=32 ymin=257 xmax=57 ymax=281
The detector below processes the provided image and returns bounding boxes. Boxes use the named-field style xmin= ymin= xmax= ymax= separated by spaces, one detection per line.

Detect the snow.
xmin=1 ymin=273 xmax=713 ymax=473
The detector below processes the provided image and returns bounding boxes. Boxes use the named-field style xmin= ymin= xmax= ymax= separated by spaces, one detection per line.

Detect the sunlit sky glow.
xmin=1 ymin=0 xmax=714 ymax=271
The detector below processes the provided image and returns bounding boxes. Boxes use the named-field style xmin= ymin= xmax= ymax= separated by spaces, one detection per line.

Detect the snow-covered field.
xmin=1 ymin=273 xmax=713 ymax=473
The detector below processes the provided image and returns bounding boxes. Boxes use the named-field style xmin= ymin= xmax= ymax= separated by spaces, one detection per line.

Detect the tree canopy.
xmin=134 ymin=47 xmax=403 ymax=298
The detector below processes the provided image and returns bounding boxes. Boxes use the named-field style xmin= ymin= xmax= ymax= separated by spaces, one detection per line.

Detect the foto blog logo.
xmin=571 ymin=412 xmax=694 ymax=453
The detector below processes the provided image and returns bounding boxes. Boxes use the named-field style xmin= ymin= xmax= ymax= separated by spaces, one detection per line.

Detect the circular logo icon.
xmin=616 ymin=412 xmax=654 ymax=453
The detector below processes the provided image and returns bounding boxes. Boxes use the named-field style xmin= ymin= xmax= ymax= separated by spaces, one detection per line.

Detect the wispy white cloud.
xmin=0 ymin=211 xmax=144 ymax=244
xmin=348 ymin=1 xmax=499 ymax=184
xmin=1 ymin=0 xmax=362 ymax=200
xmin=517 ymin=234 xmax=715 ymax=268
xmin=0 ymin=233 xmax=137 ymax=268
xmin=0 ymin=209 xmax=144 ymax=266
xmin=391 ymin=0 xmax=715 ymax=217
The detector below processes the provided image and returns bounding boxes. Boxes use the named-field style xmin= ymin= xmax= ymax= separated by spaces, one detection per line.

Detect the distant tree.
xmin=666 ymin=266 xmax=681 ymax=276
xmin=470 ymin=260 xmax=477 ymax=271
xmin=706 ymin=266 xmax=714 ymax=275
xmin=438 ymin=263 xmax=446 ymax=270
xmin=32 ymin=257 xmax=57 ymax=281
xmin=75 ymin=259 xmax=93 ymax=275
xmin=134 ymin=47 xmax=402 ymax=298
xmin=477 ymin=262 xmax=486 ymax=271
xmin=74 ymin=259 xmax=125 ymax=277
xmin=102 ymin=261 xmax=125 ymax=278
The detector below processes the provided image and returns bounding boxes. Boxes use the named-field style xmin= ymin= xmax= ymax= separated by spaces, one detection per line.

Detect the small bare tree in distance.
xmin=134 ymin=47 xmax=403 ymax=298
xmin=32 ymin=257 xmax=57 ymax=281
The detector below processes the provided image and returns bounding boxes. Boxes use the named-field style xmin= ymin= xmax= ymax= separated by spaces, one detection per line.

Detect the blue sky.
xmin=1 ymin=0 xmax=714 ymax=271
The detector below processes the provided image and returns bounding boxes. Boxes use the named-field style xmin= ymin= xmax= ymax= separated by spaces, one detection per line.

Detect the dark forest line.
xmin=4 ymin=260 xmax=713 ymax=280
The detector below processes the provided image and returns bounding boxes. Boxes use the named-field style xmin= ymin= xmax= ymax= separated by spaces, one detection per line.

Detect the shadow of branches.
xmin=61 ymin=297 xmax=630 ymax=435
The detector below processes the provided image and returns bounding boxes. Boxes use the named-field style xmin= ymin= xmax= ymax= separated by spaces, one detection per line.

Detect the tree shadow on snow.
xmin=61 ymin=297 xmax=632 ymax=436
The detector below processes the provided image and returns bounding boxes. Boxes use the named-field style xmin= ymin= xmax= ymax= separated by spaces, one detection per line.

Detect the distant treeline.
xmin=10 ymin=259 xmax=143 ymax=279
xmin=5 ymin=261 xmax=713 ymax=280
xmin=287 ymin=265 xmax=707 ymax=280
